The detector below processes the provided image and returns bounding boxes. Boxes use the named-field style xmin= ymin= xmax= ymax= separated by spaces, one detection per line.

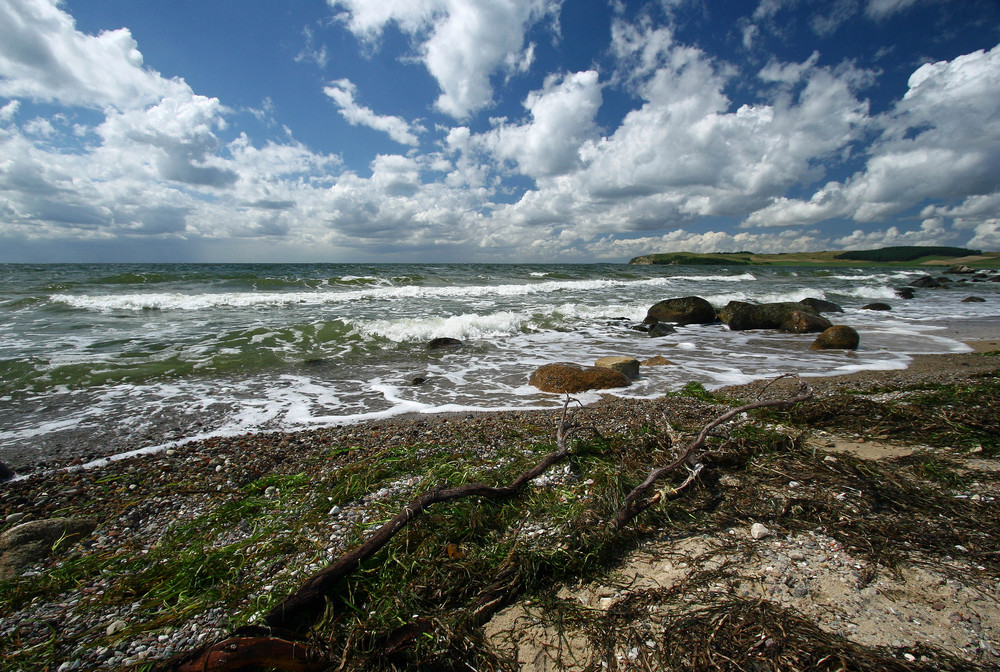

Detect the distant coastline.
xmin=629 ymin=246 xmax=1000 ymax=267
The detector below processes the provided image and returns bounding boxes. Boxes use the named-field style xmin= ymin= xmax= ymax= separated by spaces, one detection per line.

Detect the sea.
xmin=1 ymin=262 xmax=996 ymax=470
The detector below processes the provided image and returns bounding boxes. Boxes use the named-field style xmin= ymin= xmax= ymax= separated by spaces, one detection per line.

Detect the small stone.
xmin=328 ymin=505 xmax=341 ymax=516
xmin=107 ymin=619 xmax=128 ymax=636
xmin=5 ymin=512 xmax=27 ymax=525
xmin=751 ymin=523 xmax=772 ymax=540
xmin=793 ymin=582 xmax=809 ymax=598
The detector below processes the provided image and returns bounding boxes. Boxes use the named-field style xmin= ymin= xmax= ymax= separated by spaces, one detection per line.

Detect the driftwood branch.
xmin=156 ymin=397 xmax=589 ymax=672
xmin=165 ymin=637 xmax=328 ymax=672
xmin=615 ymin=376 xmax=813 ymax=528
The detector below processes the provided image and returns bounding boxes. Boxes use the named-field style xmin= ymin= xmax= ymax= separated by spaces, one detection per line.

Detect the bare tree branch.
xmin=155 ymin=396 xmax=589 ymax=671
xmin=615 ymin=377 xmax=812 ymax=528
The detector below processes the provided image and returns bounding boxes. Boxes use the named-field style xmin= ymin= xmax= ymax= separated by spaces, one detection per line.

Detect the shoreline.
xmin=3 ymin=318 xmax=999 ymax=477
xmin=1 ymin=341 xmax=998 ymax=669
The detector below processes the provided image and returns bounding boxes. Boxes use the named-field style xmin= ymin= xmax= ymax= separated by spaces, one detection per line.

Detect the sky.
xmin=1 ymin=0 xmax=1000 ymax=263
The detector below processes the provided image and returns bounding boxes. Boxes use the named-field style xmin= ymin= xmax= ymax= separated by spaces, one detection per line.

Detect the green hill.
xmin=628 ymin=247 xmax=1000 ymax=267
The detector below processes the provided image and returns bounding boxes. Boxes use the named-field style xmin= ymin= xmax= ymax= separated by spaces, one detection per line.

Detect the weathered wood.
xmin=156 ymin=398 xmax=587 ymax=671
xmin=263 ymin=398 xmax=585 ymax=632
xmin=166 ymin=636 xmax=327 ymax=672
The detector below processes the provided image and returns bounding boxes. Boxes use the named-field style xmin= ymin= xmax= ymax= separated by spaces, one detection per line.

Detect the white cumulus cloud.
xmin=0 ymin=0 xmax=189 ymax=109
xmin=744 ymin=44 xmax=1000 ymax=230
xmin=327 ymin=0 xmax=562 ymax=118
xmin=476 ymin=70 xmax=602 ymax=179
xmin=323 ymin=79 xmax=422 ymax=146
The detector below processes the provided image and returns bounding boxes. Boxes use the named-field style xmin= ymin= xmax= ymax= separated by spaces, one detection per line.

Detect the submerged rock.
xmin=647 ymin=322 xmax=677 ymax=338
xmin=862 ymin=302 xmax=892 ymax=311
xmin=962 ymin=296 xmax=986 ymax=303
xmin=810 ymin=325 xmax=860 ymax=350
xmin=641 ymin=355 xmax=674 ymax=366
xmin=529 ymin=363 xmax=631 ymax=393
xmin=427 ymin=337 xmax=463 ymax=350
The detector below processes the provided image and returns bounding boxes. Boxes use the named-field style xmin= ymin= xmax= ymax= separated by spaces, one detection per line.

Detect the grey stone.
xmin=0 ymin=517 xmax=97 ymax=579
xmin=647 ymin=322 xmax=677 ymax=338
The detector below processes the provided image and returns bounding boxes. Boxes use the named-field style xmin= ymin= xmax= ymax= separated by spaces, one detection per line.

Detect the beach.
xmin=1 ymin=324 xmax=999 ymax=670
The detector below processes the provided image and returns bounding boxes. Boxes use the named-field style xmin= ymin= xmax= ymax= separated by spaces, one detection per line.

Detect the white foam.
xmin=355 ymin=311 xmax=529 ymax=342
xmin=839 ymin=286 xmax=899 ymax=299
xmin=47 ymin=273 xmax=756 ymax=313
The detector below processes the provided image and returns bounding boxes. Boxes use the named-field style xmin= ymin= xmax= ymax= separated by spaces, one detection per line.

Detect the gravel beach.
xmin=1 ymin=332 xmax=999 ymax=671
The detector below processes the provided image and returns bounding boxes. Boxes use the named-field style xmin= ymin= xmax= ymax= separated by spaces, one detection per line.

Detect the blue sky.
xmin=1 ymin=0 xmax=999 ymax=263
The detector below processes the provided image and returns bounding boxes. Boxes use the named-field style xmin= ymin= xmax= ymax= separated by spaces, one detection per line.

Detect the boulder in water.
xmin=719 ymin=301 xmax=822 ymax=331
xmin=862 ymin=302 xmax=891 ymax=311
xmin=647 ymin=322 xmax=677 ymax=338
xmin=529 ymin=363 xmax=631 ymax=393
xmin=810 ymin=325 xmax=860 ymax=350
xmin=909 ymin=276 xmax=940 ymax=288
xmin=643 ymin=296 xmax=716 ymax=325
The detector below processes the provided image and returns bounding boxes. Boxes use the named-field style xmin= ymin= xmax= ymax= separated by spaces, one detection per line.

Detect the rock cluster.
xmin=528 ymin=292 xmax=885 ymax=392
xmin=527 ymin=263 xmax=998 ymax=394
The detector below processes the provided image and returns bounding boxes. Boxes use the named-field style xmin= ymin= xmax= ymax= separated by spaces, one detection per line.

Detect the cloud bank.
xmin=1 ymin=0 xmax=999 ymax=261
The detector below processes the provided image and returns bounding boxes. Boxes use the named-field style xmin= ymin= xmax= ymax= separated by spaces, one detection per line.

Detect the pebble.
xmin=5 ymin=512 xmax=27 ymax=525
xmin=751 ymin=523 xmax=772 ymax=540
xmin=106 ymin=620 xmax=128 ymax=636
